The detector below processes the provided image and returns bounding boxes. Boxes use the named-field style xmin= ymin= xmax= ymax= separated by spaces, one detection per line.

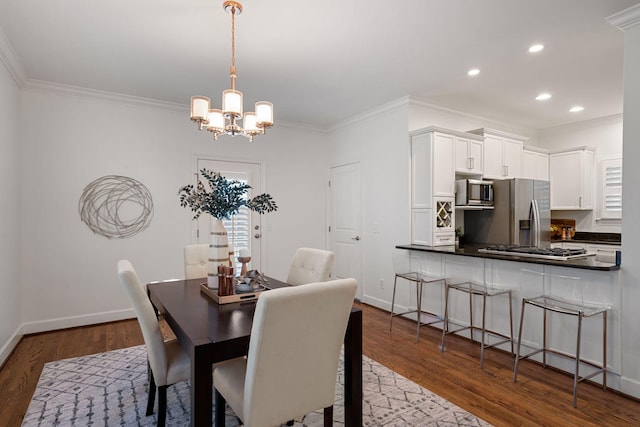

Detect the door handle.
xmin=352 ymin=236 xmax=360 ymax=241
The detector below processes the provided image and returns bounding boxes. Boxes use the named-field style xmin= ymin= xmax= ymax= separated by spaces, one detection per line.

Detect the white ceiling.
xmin=1 ymin=0 xmax=638 ymax=131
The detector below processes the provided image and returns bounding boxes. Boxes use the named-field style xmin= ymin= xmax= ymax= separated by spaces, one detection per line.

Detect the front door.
xmin=195 ymin=158 xmax=265 ymax=272
xmin=329 ymin=162 xmax=363 ymax=300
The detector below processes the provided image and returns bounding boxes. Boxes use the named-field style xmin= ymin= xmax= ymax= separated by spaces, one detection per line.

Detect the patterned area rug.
xmin=22 ymin=345 xmax=491 ymax=426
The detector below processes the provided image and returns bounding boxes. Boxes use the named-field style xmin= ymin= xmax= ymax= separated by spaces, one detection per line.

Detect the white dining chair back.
xmin=286 ymin=247 xmax=335 ymax=285
xmin=117 ymin=260 xmax=190 ymax=426
xmin=184 ymin=243 xmax=209 ymax=279
xmin=213 ymin=278 xmax=357 ymax=427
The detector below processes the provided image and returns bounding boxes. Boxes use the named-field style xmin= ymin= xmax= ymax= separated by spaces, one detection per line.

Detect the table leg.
xmin=343 ymin=310 xmax=362 ymax=427
xmin=191 ymin=346 xmax=213 ymax=427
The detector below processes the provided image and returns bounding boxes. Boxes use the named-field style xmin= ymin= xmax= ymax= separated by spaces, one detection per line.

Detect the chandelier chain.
xmin=230 ymin=4 xmax=236 ymax=77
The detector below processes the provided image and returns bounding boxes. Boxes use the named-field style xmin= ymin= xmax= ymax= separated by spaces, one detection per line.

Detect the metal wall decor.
xmin=79 ymin=175 xmax=154 ymax=239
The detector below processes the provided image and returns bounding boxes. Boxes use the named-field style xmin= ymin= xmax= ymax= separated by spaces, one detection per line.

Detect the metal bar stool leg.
xmin=389 ymin=275 xmax=399 ymax=331
xmin=468 ymin=288 xmax=474 ymax=343
xmin=543 ymin=308 xmax=548 ymax=367
xmin=480 ymin=293 xmax=487 ymax=369
xmin=513 ymin=298 xmax=527 ymax=382
xmin=573 ymin=312 xmax=583 ymax=408
xmin=508 ymin=290 xmax=514 ymax=355
xmin=416 ymin=279 xmax=423 ymax=342
xmin=603 ymin=311 xmax=608 ymax=390
xmin=440 ymin=284 xmax=450 ymax=352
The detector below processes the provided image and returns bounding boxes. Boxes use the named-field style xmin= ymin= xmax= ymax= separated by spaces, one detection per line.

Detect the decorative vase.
xmin=208 ymin=218 xmax=229 ymax=289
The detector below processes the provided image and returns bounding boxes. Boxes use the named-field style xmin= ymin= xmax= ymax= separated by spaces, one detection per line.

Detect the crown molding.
xmin=407 ymin=96 xmax=535 ymax=136
xmin=328 ymin=96 xmax=410 ymax=131
xmin=22 ymin=79 xmax=189 ymax=113
xmin=607 ymin=4 xmax=640 ymax=31
xmin=0 ymin=26 xmax=26 ymax=87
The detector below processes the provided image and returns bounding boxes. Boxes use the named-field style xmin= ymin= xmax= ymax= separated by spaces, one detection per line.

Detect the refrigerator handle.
xmin=531 ymin=199 xmax=540 ymax=247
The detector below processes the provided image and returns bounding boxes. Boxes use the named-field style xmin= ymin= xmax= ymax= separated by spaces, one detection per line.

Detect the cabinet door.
xmin=550 ymin=150 xmax=590 ymax=209
xmin=523 ymin=150 xmax=549 ymax=180
xmin=411 ymin=209 xmax=433 ymax=246
xmin=483 ymin=136 xmax=504 ymax=178
xmin=433 ymin=133 xmax=455 ymax=196
xmin=455 ymin=138 xmax=470 ymax=172
xmin=503 ymin=139 xmax=523 ymax=178
xmin=468 ymin=139 xmax=483 ymax=174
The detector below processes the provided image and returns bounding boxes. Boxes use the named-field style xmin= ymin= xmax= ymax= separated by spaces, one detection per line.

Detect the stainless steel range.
xmin=478 ymin=245 xmax=596 ymax=260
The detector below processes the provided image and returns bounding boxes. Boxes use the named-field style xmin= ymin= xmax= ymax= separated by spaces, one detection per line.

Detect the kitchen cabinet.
xmin=522 ymin=146 xmax=549 ymax=180
xmin=410 ymin=126 xmax=460 ymax=245
xmin=550 ymin=147 xmax=595 ymax=210
xmin=455 ymin=135 xmax=484 ymax=175
xmin=469 ymin=128 xmax=527 ymax=179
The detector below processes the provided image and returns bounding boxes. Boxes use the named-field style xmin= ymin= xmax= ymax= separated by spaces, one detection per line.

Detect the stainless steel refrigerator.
xmin=464 ymin=178 xmax=550 ymax=247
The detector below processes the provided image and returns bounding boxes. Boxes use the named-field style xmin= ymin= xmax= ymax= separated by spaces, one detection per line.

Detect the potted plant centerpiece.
xmin=179 ymin=169 xmax=277 ymax=288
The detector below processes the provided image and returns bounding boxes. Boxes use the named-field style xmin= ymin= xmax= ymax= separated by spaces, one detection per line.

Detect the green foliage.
xmin=178 ymin=169 xmax=278 ymax=220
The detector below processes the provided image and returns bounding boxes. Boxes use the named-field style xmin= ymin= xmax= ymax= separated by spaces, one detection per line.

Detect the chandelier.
xmin=189 ymin=1 xmax=273 ymax=142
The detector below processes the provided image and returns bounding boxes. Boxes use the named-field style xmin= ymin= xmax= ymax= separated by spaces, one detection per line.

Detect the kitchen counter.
xmin=395 ymin=242 xmax=620 ymax=271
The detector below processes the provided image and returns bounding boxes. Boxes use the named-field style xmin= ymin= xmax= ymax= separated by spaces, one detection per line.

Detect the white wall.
xmin=618 ymin=12 xmax=640 ymax=399
xmin=0 ymin=55 xmax=22 ymax=359
xmin=16 ymin=88 xmax=327 ymax=332
xmin=537 ymin=114 xmax=623 ymax=233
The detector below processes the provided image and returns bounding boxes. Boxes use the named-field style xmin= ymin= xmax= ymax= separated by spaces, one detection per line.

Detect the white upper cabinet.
xmin=455 ymin=136 xmax=484 ymax=175
xmin=469 ymin=128 xmax=527 ymax=179
xmin=522 ymin=146 xmax=549 ymax=181
xmin=410 ymin=126 xmax=463 ymax=246
xmin=549 ymin=147 xmax=595 ymax=210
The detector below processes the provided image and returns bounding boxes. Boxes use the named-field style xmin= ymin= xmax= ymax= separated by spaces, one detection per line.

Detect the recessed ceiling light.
xmin=569 ymin=106 xmax=584 ymax=113
xmin=467 ymin=68 xmax=480 ymax=76
xmin=536 ymin=93 xmax=552 ymax=101
xmin=529 ymin=44 xmax=544 ymax=53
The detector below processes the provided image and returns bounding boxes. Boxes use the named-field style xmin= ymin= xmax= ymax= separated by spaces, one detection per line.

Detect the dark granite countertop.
xmin=396 ymin=243 xmax=620 ymax=271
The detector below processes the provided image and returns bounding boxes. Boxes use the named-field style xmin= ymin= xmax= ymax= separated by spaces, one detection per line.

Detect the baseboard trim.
xmin=19 ymin=308 xmax=136 ymax=335
xmin=0 ymin=328 xmax=24 ymax=368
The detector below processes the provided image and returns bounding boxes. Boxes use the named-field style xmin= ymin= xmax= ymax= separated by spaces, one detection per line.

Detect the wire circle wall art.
xmin=79 ymin=175 xmax=154 ymax=239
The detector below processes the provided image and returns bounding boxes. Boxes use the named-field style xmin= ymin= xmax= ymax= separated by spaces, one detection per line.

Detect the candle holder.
xmin=238 ymin=256 xmax=251 ymax=277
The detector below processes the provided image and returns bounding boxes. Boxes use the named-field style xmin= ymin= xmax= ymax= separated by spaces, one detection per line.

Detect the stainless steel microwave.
xmin=456 ymin=179 xmax=494 ymax=206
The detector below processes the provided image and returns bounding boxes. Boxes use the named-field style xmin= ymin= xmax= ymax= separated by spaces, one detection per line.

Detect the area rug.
xmin=22 ymin=345 xmax=491 ymax=426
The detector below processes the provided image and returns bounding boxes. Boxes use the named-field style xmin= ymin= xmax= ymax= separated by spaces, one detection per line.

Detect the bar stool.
xmin=514 ymin=269 xmax=610 ymax=407
xmin=389 ymin=252 xmax=447 ymax=342
xmin=440 ymin=259 xmax=514 ymax=369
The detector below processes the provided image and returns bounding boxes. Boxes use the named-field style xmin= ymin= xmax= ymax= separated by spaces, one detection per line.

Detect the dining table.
xmin=147 ymin=276 xmax=363 ymax=427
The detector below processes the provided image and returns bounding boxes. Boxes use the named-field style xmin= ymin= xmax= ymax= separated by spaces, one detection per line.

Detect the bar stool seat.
xmin=389 ymin=253 xmax=447 ymax=342
xmin=440 ymin=279 xmax=514 ymax=369
xmin=514 ymin=269 xmax=610 ymax=407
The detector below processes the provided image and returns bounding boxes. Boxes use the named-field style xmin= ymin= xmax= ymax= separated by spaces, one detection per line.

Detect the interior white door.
xmin=194 ymin=158 xmax=265 ymax=272
xmin=329 ymin=162 xmax=363 ymax=300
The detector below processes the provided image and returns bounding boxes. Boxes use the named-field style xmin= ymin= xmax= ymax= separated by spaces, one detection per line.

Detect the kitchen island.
xmin=396 ymin=242 xmax=620 ymax=271
xmin=394 ymin=242 xmax=621 ymax=395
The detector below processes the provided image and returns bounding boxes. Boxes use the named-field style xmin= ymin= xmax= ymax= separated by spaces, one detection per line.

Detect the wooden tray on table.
xmin=200 ymin=283 xmax=268 ymax=304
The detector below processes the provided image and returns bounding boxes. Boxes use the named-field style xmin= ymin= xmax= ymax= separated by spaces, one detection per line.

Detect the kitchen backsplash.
xmin=551 ymin=218 xmax=576 ymax=240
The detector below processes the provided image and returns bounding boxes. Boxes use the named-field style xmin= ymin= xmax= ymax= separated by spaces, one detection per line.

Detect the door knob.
xmin=352 ymin=236 xmax=361 ymax=241
xmin=254 ymin=233 xmax=261 ymax=239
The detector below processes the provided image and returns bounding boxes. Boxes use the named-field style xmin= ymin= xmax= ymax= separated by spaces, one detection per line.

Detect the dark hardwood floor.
xmin=1 ymin=303 xmax=639 ymax=426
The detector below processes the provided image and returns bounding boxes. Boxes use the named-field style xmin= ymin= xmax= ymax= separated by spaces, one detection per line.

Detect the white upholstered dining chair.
xmin=117 ymin=260 xmax=191 ymax=427
xmin=286 ymin=247 xmax=335 ymax=285
xmin=213 ymin=278 xmax=357 ymax=427
xmin=184 ymin=243 xmax=209 ymax=279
